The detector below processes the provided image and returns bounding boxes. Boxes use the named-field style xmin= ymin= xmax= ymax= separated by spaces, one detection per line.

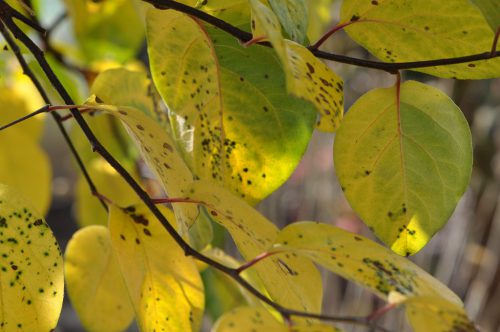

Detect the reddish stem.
xmin=491 ymin=26 xmax=500 ymax=56
xmin=236 ymin=251 xmax=280 ymax=274
xmin=311 ymin=21 xmax=356 ymax=50
xmin=243 ymin=35 xmax=268 ymax=47
xmin=367 ymin=303 xmax=397 ymax=321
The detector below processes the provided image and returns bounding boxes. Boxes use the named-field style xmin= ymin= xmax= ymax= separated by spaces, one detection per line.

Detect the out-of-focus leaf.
xmin=65 ymin=225 xmax=134 ymax=332
xmin=271 ymin=222 xmax=462 ymax=306
xmin=185 ymin=180 xmax=323 ymax=314
xmin=213 ymin=306 xmax=343 ymax=332
xmin=334 ymin=81 xmax=472 ymax=255
xmin=0 ymin=184 xmax=63 ymax=331
xmin=0 ymin=129 xmax=51 ymax=215
xmin=147 ymin=9 xmax=315 ymax=204
xmin=340 ymin=0 xmax=500 ymax=79
xmin=405 ymin=297 xmax=477 ymax=332
xmin=307 ymin=0 xmax=334 ymax=41
xmin=82 ymin=100 xmax=198 ymax=231
xmin=268 ymin=0 xmax=309 ymax=44
xmin=109 ymin=204 xmax=204 ymax=332
xmin=75 ymin=159 xmax=141 ymax=227
xmin=64 ymin=0 xmax=144 ymax=63
xmin=250 ymin=0 xmax=343 ymax=132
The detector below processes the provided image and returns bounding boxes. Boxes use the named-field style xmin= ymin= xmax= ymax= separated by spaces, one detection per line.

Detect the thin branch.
xmin=0 ymin=15 xmax=108 ymax=213
xmin=46 ymin=11 xmax=67 ymax=37
xmin=491 ymin=27 xmax=500 ymax=56
xmin=0 ymin=104 xmax=49 ymax=131
xmin=142 ymin=0 xmax=500 ymax=74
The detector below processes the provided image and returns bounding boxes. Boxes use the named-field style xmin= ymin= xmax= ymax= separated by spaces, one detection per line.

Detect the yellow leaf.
xmin=271 ymin=222 xmax=462 ymax=306
xmin=250 ymin=0 xmax=344 ymax=132
xmin=405 ymin=297 xmax=476 ymax=332
xmin=65 ymin=225 xmax=134 ymax=332
xmin=0 ymin=129 xmax=51 ymax=215
xmin=82 ymin=100 xmax=198 ymax=231
xmin=109 ymin=204 xmax=205 ymax=332
xmin=186 ymin=181 xmax=323 ymax=314
xmin=0 ymin=184 xmax=63 ymax=331
xmin=340 ymin=0 xmax=500 ymax=79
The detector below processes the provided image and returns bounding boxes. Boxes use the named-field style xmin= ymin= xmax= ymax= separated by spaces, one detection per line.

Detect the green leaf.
xmin=185 ymin=180 xmax=323 ymax=314
xmin=271 ymin=222 xmax=462 ymax=306
xmin=334 ymin=81 xmax=472 ymax=255
xmin=471 ymin=0 xmax=500 ymax=31
xmin=64 ymin=0 xmax=144 ymax=63
xmin=250 ymin=0 xmax=344 ymax=132
xmin=340 ymin=0 xmax=500 ymax=79
xmin=82 ymin=100 xmax=198 ymax=231
xmin=405 ymin=297 xmax=476 ymax=332
xmin=0 ymin=184 xmax=63 ymax=331
xmin=0 ymin=129 xmax=51 ymax=215
xmin=147 ymin=9 xmax=315 ymax=204
xmin=179 ymin=0 xmax=251 ymax=27
xmin=109 ymin=204 xmax=205 ymax=332
xmin=213 ymin=306 xmax=342 ymax=332
xmin=65 ymin=225 xmax=134 ymax=332
xmin=268 ymin=0 xmax=309 ymax=44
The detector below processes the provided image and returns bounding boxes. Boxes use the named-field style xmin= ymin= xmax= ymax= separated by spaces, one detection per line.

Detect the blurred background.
xmin=0 ymin=0 xmax=498 ymax=331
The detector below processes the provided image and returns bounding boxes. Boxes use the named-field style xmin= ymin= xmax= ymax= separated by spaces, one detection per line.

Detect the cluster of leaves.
xmin=0 ymin=0 xmax=498 ymax=331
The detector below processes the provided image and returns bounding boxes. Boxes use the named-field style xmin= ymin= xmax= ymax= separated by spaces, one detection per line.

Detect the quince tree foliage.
xmin=0 ymin=0 xmax=498 ymax=331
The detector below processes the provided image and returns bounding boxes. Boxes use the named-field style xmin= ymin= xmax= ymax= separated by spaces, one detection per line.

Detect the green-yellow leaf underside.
xmin=109 ymin=204 xmax=204 ymax=332
xmin=250 ymin=0 xmax=343 ymax=132
xmin=213 ymin=306 xmax=342 ymax=332
xmin=340 ymin=0 xmax=500 ymax=79
xmin=147 ymin=9 xmax=315 ymax=204
xmin=65 ymin=225 xmax=134 ymax=332
xmin=184 ymin=180 xmax=323 ymax=314
xmin=83 ymin=100 xmax=198 ymax=231
xmin=334 ymin=81 xmax=472 ymax=255
xmin=268 ymin=0 xmax=309 ymax=44
xmin=0 ymin=184 xmax=63 ymax=331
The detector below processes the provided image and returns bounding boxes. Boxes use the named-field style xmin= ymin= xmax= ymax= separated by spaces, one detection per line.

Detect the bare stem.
xmin=236 ymin=251 xmax=279 ymax=274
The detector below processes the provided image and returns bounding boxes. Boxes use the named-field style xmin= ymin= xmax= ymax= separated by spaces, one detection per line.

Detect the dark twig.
xmin=491 ymin=27 xmax=500 ymax=56
xmin=143 ymin=0 xmax=500 ymax=74
xmin=0 ymin=104 xmax=49 ymax=131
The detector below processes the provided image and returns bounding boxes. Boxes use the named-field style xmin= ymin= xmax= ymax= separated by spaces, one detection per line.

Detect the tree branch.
xmin=142 ymin=0 xmax=500 ymax=74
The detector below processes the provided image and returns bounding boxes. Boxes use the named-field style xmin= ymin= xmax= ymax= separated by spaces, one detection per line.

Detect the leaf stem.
xmin=310 ymin=21 xmax=356 ymax=50
xmin=491 ymin=26 xmax=500 ymax=56
xmin=0 ymin=104 xmax=50 ymax=131
xmin=236 ymin=251 xmax=279 ymax=274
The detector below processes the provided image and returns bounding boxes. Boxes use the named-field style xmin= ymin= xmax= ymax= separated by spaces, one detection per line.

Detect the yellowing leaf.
xmin=76 ymin=158 xmax=141 ymax=228
xmin=82 ymin=100 xmax=198 ymax=231
xmin=0 ymin=129 xmax=51 ymax=215
xmin=185 ymin=180 xmax=323 ymax=314
xmin=176 ymin=0 xmax=251 ymax=26
xmin=64 ymin=0 xmax=144 ymax=63
xmin=250 ymin=0 xmax=343 ymax=132
xmin=0 ymin=184 xmax=63 ymax=331
xmin=405 ymin=297 xmax=476 ymax=332
xmin=109 ymin=204 xmax=204 ymax=332
xmin=268 ymin=0 xmax=309 ymax=44
xmin=147 ymin=9 xmax=315 ymax=204
xmin=0 ymin=87 xmax=43 ymax=141
xmin=65 ymin=225 xmax=134 ymax=332
xmin=271 ymin=222 xmax=462 ymax=306
xmin=340 ymin=0 xmax=500 ymax=79
xmin=471 ymin=0 xmax=500 ymax=31
xmin=334 ymin=81 xmax=472 ymax=255
xmin=213 ymin=306 xmax=342 ymax=332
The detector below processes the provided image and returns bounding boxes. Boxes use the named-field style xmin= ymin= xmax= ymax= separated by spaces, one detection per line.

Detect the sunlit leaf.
xmin=0 ymin=87 xmax=43 ymax=141
xmin=176 ymin=0 xmax=250 ymax=27
xmin=471 ymin=0 xmax=500 ymax=31
xmin=64 ymin=0 xmax=144 ymax=63
xmin=75 ymin=159 xmax=141 ymax=228
xmin=185 ymin=180 xmax=323 ymax=314
xmin=109 ymin=204 xmax=204 ymax=332
xmin=0 ymin=129 xmax=51 ymax=215
xmin=340 ymin=0 xmax=500 ymax=79
xmin=271 ymin=222 xmax=462 ymax=306
xmin=334 ymin=81 xmax=472 ymax=255
xmin=213 ymin=306 xmax=342 ymax=332
xmin=82 ymin=99 xmax=198 ymax=231
xmin=147 ymin=9 xmax=315 ymax=204
xmin=0 ymin=184 xmax=63 ymax=331
xmin=405 ymin=297 xmax=476 ymax=332
xmin=65 ymin=225 xmax=134 ymax=332
xmin=268 ymin=0 xmax=309 ymax=44
xmin=250 ymin=0 xmax=343 ymax=132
